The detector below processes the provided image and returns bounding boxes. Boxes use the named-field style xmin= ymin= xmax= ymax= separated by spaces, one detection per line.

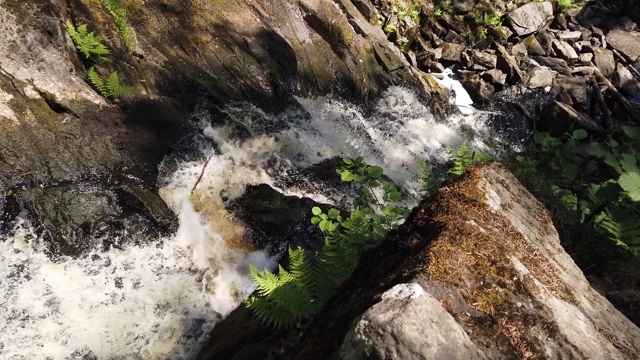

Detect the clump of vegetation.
xmin=245 ymin=156 xmax=410 ymax=328
xmin=101 ymin=0 xmax=134 ymax=52
xmin=557 ymin=0 xmax=577 ymax=13
xmin=88 ymin=67 xmax=138 ymax=97
xmin=433 ymin=0 xmax=452 ymax=16
xmin=65 ymin=20 xmax=110 ymax=62
xmin=511 ymin=126 xmax=640 ymax=257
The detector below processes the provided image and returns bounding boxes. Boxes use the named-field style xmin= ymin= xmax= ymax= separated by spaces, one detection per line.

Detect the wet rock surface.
xmin=198 ymin=164 xmax=640 ymax=359
xmin=0 ymin=0 xmax=445 ymax=257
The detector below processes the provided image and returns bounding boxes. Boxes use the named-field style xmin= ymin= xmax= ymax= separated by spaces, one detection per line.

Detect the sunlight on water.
xmin=0 ymin=86 xmax=495 ymax=359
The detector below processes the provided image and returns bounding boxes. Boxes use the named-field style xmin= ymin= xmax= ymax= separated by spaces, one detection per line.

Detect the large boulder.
xmin=0 ymin=0 xmax=444 ymax=256
xmin=506 ymin=2 xmax=554 ymax=36
xmin=198 ymin=164 xmax=640 ymax=359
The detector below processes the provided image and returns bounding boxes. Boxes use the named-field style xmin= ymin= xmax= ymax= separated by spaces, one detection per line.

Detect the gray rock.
xmin=536 ymin=31 xmax=555 ymax=55
xmin=482 ymin=68 xmax=507 ymax=88
xmin=495 ymin=42 xmax=524 ymax=82
xmin=534 ymin=56 xmax=572 ymax=75
xmin=440 ymin=42 xmax=466 ymax=61
xmin=579 ymin=53 xmax=594 ymax=63
xmin=589 ymin=47 xmax=616 ymax=78
xmin=553 ymin=75 xmax=588 ymax=107
xmin=430 ymin=62 xmax=446 ymax=73
xmin=352 ymin=0 xmax=377 ymax=24
xmin=526 ymin=66 xmax=554 ymax=89
xmin=444 ymin=30 xmax=465 ymax=44
xmin=523 ymin=35 xmax=546 ymax=56
xmin=511 ymin=42 xmax=528 ymax=59
xmin=552 ymin=39 xmax=579 ymax=61
xmin=506 ymin=1 xmax=554 ymax=36
xmin=557 ymin=30 xmax=582 ymax=42
xmin=607 ymin=29 xmax=640 ymax=61
xmin=613 ymin=63 xmax=640 ymax=97
xmin=461 ymin=75 xmax=495 ymax=103
xmin=453 ymin=0 xmax=477 ymax=13
xmin=471 ymin=50 xmax=498 ymax=69
xmin=539 ymin=101 xmax=603 ymax=136
xmin=340 ymin=283 xmax=486 ymax=360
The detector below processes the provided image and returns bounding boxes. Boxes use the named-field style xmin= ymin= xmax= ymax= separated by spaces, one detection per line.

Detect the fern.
xmin=65 ymin=20 xmax=110 ymax=61
xmin=87 ymin=66 xmax=138 ymax=97
xmin=246 ymin=158 xmax=409 ymax=328
xmin=448 ymin=141 xmax=492 ymax=176
xmin=102 ymin=0 xmax=133 ymax=51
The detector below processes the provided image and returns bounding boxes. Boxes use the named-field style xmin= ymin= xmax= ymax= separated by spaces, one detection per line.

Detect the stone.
xmin=430 ymin=62 xmax=446 ymax=73
xmin=524 ymin=35 xmax=546 ymax=56
xmin=607 ymin=29 xmax=640 ymax=61
xmin=526 ymin=65 xmax=554 ymax=89
xmin=557 ymin=30 xmax=582 ymax=42
xmin=588 ymin=47 xmax=616 ymax=78
xmin=506 ymin=1 xmax=554 ymax=36
xmin=460 ymin=75 xmax=495 ymax=103
xmin=511 ymin=42 xmax=528 ymax=59
xmin=352 ymin=0 xmax=377 ymax=24
xmin=198 ymin=165 xmax=640 ymax=359
xmin=579 ymin=53 xmax=594 ymax=63
xmin=471 ymin=50 xmax=498 ymax=69
xmin=538 ymin=101 xmax=603 ymax=136
xmin=453 ymin=0 xmax=477 ymax=13
xmin=495 ymin=42 xmax=524 ymax=82
xmin=482 ymin=68 xmax=507 ymax=88
xmin=440 ymin=42 xmax=466 ymax=62
xmin=444 ymin=30 xmax=465 ymax=44
xmin=340 ymin=284 xmax=486 ymax=360
xmin=534 ymin=56 xmax=572 ymax=75
xmin=536 ymin=31 xmax=555 ymax=55
xmin=553 ymin=75 xmax=588 ymax=107
xmin=613 ymin=63 xmax=640 ymax=97
xmin=552 ymin=39 xmax=579 ymax=61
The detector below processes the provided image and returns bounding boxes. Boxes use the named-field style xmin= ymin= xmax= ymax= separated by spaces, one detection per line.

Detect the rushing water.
xmin=0 ymin=86 xmax=504 ymax=359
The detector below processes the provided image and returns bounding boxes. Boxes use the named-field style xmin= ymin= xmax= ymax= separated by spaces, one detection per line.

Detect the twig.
xmin=589 ymin=77 xmax=612 ymax=129
xmin=588 ymin=61 xmax=640 ymax=126
xmin=192 ymin=153 xmax=214 ymax=192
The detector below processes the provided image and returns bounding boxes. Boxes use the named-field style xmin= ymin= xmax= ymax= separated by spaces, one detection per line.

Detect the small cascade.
xmin=0 ymin=86 xmax=510 ymax=359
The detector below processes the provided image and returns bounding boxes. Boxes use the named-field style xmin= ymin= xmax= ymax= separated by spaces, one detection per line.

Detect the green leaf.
xmin=388 ymin=191 xmax=401 ymax=201
xmin=367 ymin=166 xmax=384 ymax=179
xmin=328 ymin=208 xmax=340 ymax=219
xmin=312 ymin=207 xmax=322 ymax=216
xmin=342 ymin=157 xmax=353 ymax=165
xmin=311 ymin=217 xmax=321 ymax=224
xmin=586 ymin=142 xmax=608 ymax=158
xmin=355 ymin=156 xmax=364 ymax=165
xmin=621 ymin=125 xmax=640 ymax=140
xmin=572 ymin=129 xmax=587 ymax=141
xmin=619 ymin=172 xmax=640 ymax=201
xmin=319 ymin=219 xmax=331 ymax=232
xmin=340 ymin=170 xmax=355 ymax=182
xmin=619 ymin=153 xmax=640 ymax=173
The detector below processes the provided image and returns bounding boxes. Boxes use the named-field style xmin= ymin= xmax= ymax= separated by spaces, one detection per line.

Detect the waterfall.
xmin=0 ymin=85 xmax=505 ymax=359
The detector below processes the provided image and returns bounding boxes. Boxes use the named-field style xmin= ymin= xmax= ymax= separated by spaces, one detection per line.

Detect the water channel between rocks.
xmin=0 ymin=85 xmax=523 ymax=359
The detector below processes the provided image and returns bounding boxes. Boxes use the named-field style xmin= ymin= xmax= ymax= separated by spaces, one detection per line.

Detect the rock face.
xmin=506 ymin=2 xmax=554 ymax=36
xmin=198 ymin=164 xmax=640 ymax=359
xmin=0 ymin=0 xmax=441 ymax=256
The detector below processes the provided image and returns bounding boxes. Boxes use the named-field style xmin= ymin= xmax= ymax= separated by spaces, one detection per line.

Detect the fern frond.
xmin=102 ymin=0 xmax=134 ymax=51
xmin=66 ymin=20 xmax=111 ymax=61
xmin=87 ymin=67 xmax=107 ymax=95
xmin=86 ymin=68 xmax=137 ymax=97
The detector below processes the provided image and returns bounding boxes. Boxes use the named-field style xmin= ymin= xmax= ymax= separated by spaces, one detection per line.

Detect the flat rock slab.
xmin=607 ymin=29 xmax=640 ymax=61
xmin=507 ymin=2 xmax=554 ymax=36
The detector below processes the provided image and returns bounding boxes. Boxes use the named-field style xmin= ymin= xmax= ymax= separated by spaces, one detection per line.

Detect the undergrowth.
xmin=88 ymin=67 xmax=138 ymax=97
xmin=65 ymin=20 xmax=110 ymax=61
xmin=101 ymin=0 xmax=133 ymax=52
xmin=245 ymin=156 xmax=410 ymax=328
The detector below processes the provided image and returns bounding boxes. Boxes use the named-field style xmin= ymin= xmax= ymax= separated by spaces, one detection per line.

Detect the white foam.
xmin=0 ymin=86 xmax=494 ymax=359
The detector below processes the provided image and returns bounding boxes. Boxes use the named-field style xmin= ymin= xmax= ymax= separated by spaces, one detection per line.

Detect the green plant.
xmin=557 ymin=0 xmax=577 ymax=13
xmin=397 ymin=1 xmax=420 ymax=23
xmin=87 ymin=66 xmax=138 ymax=97
xmin=511 ymin=126 xmax=640 ymax=255
xmin=384 ymin=24 xmax=397 ymax=34
xmin=411 ymin=151 xmax=442 ymax=195
xmin=448 ymin=141 xmax=493 ymax=176
xmin=482 ymin=10 xmax=503 ymax=27
xmin=65 ymin=20 xmax=110 ymax=61
xmin=245 ymin=157 xmax=410 ymax=328
xmin=434 ymin=5 xmax=443 ymax=16
xmin=102 ymin=0 xmax=133 ymax=51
